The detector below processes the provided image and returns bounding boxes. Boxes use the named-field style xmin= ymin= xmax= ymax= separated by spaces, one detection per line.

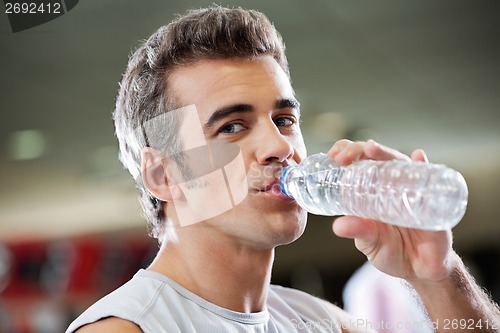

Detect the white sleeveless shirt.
xmin=66 ymin=269 xmax=341 ymax=333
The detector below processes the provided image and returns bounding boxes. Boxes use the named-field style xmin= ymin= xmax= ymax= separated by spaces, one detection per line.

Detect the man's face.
xmin=167 ymin=55 xmax=308 ymax=249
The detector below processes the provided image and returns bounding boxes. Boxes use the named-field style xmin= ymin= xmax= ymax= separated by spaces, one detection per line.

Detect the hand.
xmin=328 ymin=139 xmax=455 ymax=284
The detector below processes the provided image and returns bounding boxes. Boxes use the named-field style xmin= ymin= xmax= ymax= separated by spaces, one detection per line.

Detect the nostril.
xmin=265 ymin=156 xmax=280 ymax=163
xmin=255 ymin=131 xmax=294 ymax=165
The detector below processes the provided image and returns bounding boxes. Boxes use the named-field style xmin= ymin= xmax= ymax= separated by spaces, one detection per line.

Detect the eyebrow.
xmin=203 ymin=98 xmax=301 ymax=132
xmin=276 ymin=98 xmax=300 ymax=111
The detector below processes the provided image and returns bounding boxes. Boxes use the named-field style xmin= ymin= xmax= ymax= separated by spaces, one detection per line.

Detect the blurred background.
xmin=1 ymin=0 xmax=499 ymax=332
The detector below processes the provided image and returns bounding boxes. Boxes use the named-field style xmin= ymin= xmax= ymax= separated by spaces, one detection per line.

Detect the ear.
xmin=141 ymin=147 xmax=181 ymax=202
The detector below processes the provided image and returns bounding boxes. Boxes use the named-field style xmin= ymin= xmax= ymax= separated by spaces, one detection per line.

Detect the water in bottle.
xmin=280 ymin=153 xmax=468 ymax=230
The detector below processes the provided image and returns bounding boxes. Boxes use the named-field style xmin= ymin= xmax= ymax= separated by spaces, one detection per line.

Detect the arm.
xmin=409 ymin=251 xmax=500 ymax=332
xmin=328 ymin=139 xmax=500 ymax=333
xmin=75 ymin=317 xmax=144 ymax=333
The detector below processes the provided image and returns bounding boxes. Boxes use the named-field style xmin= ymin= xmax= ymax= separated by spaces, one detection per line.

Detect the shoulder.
xmin=316 ymin=299 xmax=378 ymax=333
xmin=269 ymin=285 xmax=376 ymax=333
xmin=75 ymin=317 xmax=143 ymax=333
xmin=67 ymin=271 xmax=161 ymax=333
xmin=269 ymin=284 xmax=330 ymax=311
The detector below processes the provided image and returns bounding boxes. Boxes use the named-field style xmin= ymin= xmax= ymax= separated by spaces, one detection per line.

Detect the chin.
xmin=211 ymin=196 xmax=308 ymax=248
xmin=269 ymin=209 xmax=308 ymax=247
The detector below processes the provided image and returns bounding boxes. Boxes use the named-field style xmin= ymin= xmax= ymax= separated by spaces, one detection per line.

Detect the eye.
xmin=274 ymin=116 xmax=295 ymax=127
xmin=218 ymin=122 xmax=246 ymax=135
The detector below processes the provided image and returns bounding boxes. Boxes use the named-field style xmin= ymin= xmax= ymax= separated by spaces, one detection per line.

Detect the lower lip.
xmin=261 ymin=184 xmax=294 ymax=201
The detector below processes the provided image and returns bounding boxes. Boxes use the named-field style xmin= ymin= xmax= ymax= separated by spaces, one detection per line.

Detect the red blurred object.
xmin=0 ymin=229 xmax=156 ymax=333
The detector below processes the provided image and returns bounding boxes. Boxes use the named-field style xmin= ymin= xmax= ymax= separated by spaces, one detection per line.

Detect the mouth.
xmin=259 ymin=180 xmax=293 ymax=201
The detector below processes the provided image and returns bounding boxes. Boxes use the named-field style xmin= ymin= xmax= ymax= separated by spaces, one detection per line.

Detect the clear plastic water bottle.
xmin=281 ymin=153 xmax=468 ymax=230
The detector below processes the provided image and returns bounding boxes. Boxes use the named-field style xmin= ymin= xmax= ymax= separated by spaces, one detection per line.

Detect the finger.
xmin=364 ymin=139 xmax=411 ymax=161
xmin=327 ymin=139 xmax=352 ymax=158
xmin=410 ymin=148 xmax=429 ymax=163
xmin=329 ymin=141 xmax=365 ymax=166
xmin=332 ymin=215 xmax=378 ymax=240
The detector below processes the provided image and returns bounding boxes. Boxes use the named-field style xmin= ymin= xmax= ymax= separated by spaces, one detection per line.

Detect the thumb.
xmin=332 ymin=216 xmax=379 ymax=240
xmin=333 ymin=216 xmax=384 ymax=262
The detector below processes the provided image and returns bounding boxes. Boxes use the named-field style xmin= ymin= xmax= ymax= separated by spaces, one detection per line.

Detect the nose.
xmin=255 ymin=120 xmax=294 ymax=165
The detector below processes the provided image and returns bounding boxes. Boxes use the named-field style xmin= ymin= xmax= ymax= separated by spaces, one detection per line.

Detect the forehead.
xmin=167 ymin=56 xmax=294 ymax=116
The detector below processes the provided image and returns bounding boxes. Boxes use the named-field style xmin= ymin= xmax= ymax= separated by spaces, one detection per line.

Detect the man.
xmin=66 ymin=6 xmax=500 ymax=333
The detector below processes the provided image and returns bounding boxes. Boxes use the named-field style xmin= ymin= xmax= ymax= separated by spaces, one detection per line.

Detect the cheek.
xmin=290 ymin=133 xmax=307 ymax=160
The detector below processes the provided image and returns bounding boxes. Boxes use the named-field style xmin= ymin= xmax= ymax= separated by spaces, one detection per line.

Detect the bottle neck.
xmin=280 ymin=165 xmax=297 ymax=198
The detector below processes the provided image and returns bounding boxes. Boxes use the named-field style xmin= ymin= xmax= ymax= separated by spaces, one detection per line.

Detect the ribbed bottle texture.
xmin=281 ymin=153 xmax=468 ymax=230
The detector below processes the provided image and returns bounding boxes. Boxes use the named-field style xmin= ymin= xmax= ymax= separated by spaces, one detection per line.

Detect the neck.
xmin=148 ymin=226 xmax=275 ymax=313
